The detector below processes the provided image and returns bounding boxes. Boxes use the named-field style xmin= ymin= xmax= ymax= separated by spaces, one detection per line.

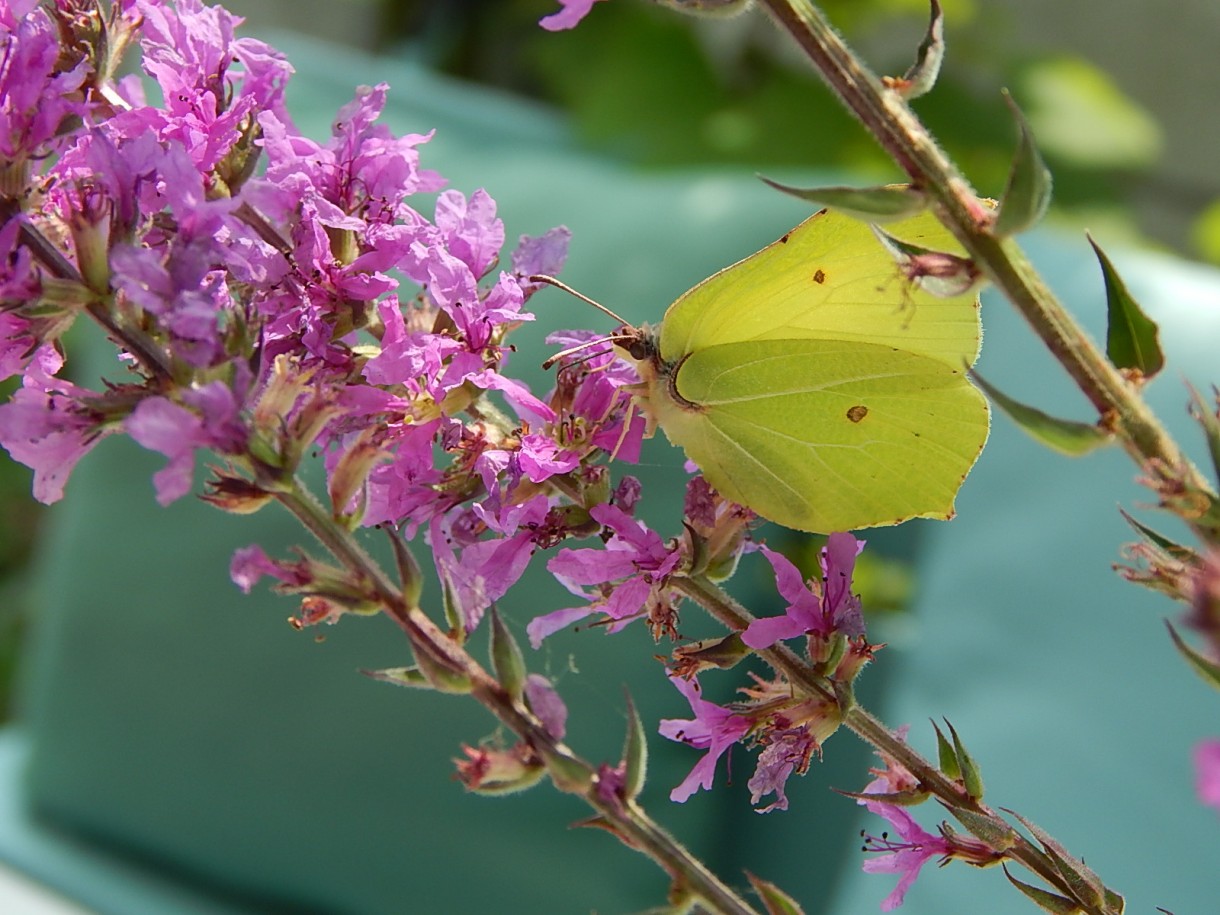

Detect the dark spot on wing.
xmin=846 ymin=405 xmax=868 ymax=423
xmin=779 ymin=233 xmax=791 ymax=244
xmin=813 ymin=268 xmax=826 ymax=284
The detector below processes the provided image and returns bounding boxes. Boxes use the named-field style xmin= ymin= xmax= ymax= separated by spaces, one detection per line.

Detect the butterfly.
xmin=612 ymin=207 xmax=990 ymax=533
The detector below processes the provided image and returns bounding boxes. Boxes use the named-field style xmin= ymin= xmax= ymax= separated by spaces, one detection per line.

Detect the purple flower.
xmin=658 ymin=674 xmax=752 ymax=803
xmin=0 ymin=347 xmax=110 ymax=504
xmin=0 ymin=7 xmax=88 ymax=161
xmin=1194 ymin=738 xmax=1220 ymax=812
xmin=741 ymin=533 xmax=865 ymax=649
xmin=512 ymin=227 xmax=571 ymax=293
xmin=859 ymin=787 xmax=953 ymax=911
xmin=429 ymin=494 xmax=552 ymax=632
xmin=523 ymin=673 xmax=567 ymax=740
xmin=125 ymin=382 xmax=244 ymax=505
xmin=539 ymin=0 xmax=607 ymax=32
xmin=528 ymin=504 xmax=682 ymax=646
xmin=435 ymin=188 xmax=504 ymax=277
xmin=545 ymin=329 xmax=645 ymax=462
xmin=747 ymin=727 xmax=817 ymax=813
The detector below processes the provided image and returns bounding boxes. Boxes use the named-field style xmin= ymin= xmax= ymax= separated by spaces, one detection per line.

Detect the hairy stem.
xmin=272 ymin=479 xmax=759 ymax=915
xmin=757 ymin=0 xmax=1215 ymax=520
xmin=676 ymin=574 xmax=1111 ymax=913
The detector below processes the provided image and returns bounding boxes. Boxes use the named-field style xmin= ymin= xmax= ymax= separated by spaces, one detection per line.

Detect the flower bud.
xmin=454 ymin=744 xmax=546 ymax=796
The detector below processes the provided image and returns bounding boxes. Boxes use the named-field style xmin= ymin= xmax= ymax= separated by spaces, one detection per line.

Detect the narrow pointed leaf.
xmin=1090 ymin=235 xmax=1164 ymax=378
xmin=361 ymin=666 xmax=431 ymax=688
xmin=757 ymin=179 xmax=928 ymax=222
xmin=931 ymin=720 xmax=960 ymax=779
xmin=490 ymin=607 xmax=527 ymax=700
xmin=1003 ymin=866 xmax=1081 ymax=915
xmin=386 ymin=528 xmax=424 ymax=606
xmin=971 ymin=369 xmax=1112 ymax=455
xmin=1187 ymin=383 xmax=1220 ymax=486
xmin=945 ymin=719 xmax=985 ymax=800
xmin=746 ymin=872 xmax=806 ymax=915
xmin=1165 ymin=621 xmax=1220 ymax=691
xmin=1118 ymin=508 xmax=1196 ymax=562
xmin=995 ymin=91 xmax=1054 ymax=237
xmin=885 ymin=0 xmax=945 ymax=100
xmin=1005 ymin=810 xmax=1106 ymax=909
xmin=622 ymin=692 xmax=649 ymax=801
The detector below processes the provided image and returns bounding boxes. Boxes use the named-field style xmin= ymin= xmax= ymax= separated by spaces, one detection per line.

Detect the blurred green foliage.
xmin=385 ymin=0 xmax=1162 ymax=235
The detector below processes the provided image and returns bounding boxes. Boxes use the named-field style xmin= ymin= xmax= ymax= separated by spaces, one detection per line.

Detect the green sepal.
xmin=1165 ymin=621 xmax=1220 ymax=691
xmin=386 ymin=528 xmax=424 ymax=607
xmin=621 ymin=692 xmax=649 ymax=801
xmin=466 ymin=762 xmax=548 ymax=797
xmin=836 ymin=787 xmax=929 ymax=807
xmin=944 ymin=718 xmax=984 ymax=800
xmin=746 ymin=871 xmax=806 ymax=915
xmin=950 ymin=808 xmax=1018 ymax=851
xmin=971 ymin=369 xmax=1112 ymax=456
xmin=1002 ymin=866 xmax=1081 ymax=915
xmin=931 ymin=720 xmax=960 ymax=779
xmin=757 ymin=179 xmax=927 ymax=223
xmin=1006 ymin=809 xmax=1107 ymax=910
xmin=1118 ymin=508 xmax=1197 ymax=563
xmin=360 ymin=666 xmax=431 ymax=688
xmin=413 ymin=648 xmax=474 ymax=695
xmin=1187 ymin=383 xmax=1220 ymax=487
xmin=436 ymin=570 xmax=465 ymax=642
xmin=543 ymin=749 xmax=594 ymax=795
xmin=871 ymin=225 xmax=980 ymax=297
xmin=888 ymin=0 xmax=944 ymax=101
xmin=489 ymin=607 xmax=527 ymax=701
xmin=1090 ymin=235 xmax=1164 ymax=379
xmin=995 ymin=91 xmax=1054 ymax=237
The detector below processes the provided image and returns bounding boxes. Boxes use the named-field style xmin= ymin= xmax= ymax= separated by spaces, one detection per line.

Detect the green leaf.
xmin=931 ymin=720 xmax=960 ymax=779
xmin=994 ymin=91 xmax=1053 ymax=237
xmin=944 ymin=718 xmax=984 ymax=800
xmin=489 ymin=607 xmax=527 ymax=700
xmin=1166 ymin=621 xmax=1220 ymax=691
xmin=621 ymin=692 xmax=649 ymax=801
xmin=887 ymin=0 xmax=944 ymax=101
xmin=1118 ymin=509 xmax=1196 ymax=563
xmin=1090 ymin=236 xmax=1164 ymax=378
xmin=386 ymin=528 xmax=424 ymax=606
xmin=361 ymin=666 xmax=431 ymax=688
xmin=746 ymin=872 xmax=807 ymax=915
xmin=1006 ymin=809 xmax=1107 ymax=910
xmin=971 ymin=369 xmax=1112 ymax=456
xmin=757 ymin=179 xmax=928 ymax=222
xmin=1002 ymin=866 xmax=1081 ymax=915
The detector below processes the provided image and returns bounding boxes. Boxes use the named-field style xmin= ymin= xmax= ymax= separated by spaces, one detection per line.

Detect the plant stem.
xmin=757 ymin=0 xmax=1215 ymax=518
xmin=675 ymin=574 xmax=1111 ymax=913
xmin=272 ymin=479 xmax=759 ymax=915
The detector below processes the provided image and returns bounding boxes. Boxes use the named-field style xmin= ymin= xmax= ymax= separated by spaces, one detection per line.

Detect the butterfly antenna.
xmin=542 ymin=334 xmax=631 ymax=371
xmin=529 ymin=275 xmax=632 ymax=326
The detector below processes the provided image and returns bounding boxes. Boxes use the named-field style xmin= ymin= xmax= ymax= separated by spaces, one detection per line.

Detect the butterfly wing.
xmin=658 ymin=208 xmax=981 ymax=371
xmin=651 ymin=338 xmax=990 ymax=533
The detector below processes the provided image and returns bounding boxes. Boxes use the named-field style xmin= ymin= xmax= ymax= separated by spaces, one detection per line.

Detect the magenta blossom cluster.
xmin=0 ymin=0 xmax=658 ymax=637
